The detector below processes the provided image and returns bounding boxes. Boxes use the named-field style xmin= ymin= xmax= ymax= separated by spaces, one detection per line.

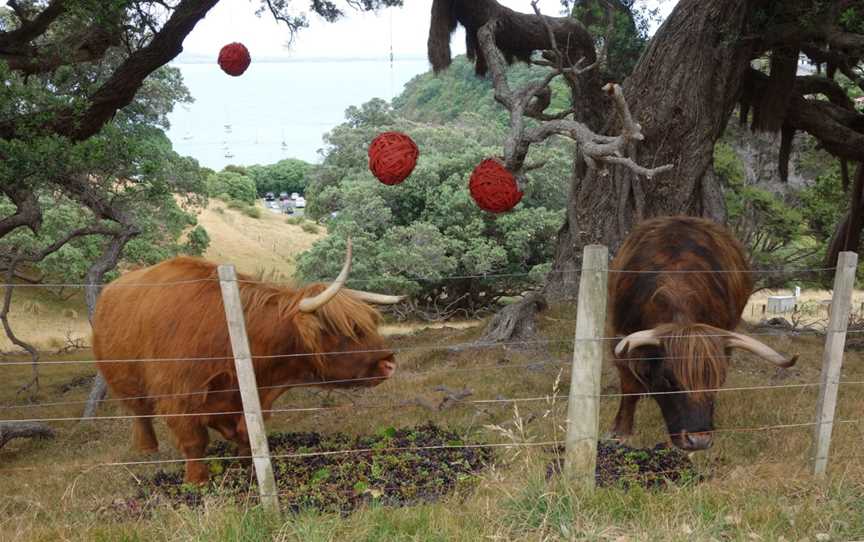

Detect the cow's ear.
xmin=202 ymin=370 xmax=235 ymax=403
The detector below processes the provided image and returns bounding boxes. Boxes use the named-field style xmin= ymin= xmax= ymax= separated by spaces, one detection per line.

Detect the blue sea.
xmin=165 ymin=57 xmax=430 ymax=170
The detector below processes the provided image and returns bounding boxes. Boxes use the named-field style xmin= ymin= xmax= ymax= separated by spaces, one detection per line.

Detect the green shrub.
xmin=285 ymin=216 xmax=304 ymax=226
xmin=183 ymin=225 xmax=211 ymax=256
xmin=301 ymin=222 xmax=319 ymax=234
xmin=242 ymin=206 xmax=261 ymax=219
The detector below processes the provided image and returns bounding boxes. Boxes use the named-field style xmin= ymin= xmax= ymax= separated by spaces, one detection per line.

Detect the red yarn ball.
xmin=469 ymin=159 xmax=523 ymax=213
xmin=368 ymin=131 xmax=419 ymax=185
xmin=218 ymin=42 xmax=251 ymax=76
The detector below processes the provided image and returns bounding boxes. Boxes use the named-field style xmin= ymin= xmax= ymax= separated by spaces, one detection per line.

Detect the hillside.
xmin=198 ymin=200 xmax=323 ymax=279
xmin=0 ymin=200 xmax=324 ymax=352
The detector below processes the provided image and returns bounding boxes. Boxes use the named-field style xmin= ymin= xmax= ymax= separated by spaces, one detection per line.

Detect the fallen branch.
xmin=0 ymin=422 xmax=55 ymax=450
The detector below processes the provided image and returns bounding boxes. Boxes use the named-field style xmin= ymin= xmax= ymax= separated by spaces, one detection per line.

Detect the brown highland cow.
xmin=608 ymin=216 xmax=797 ymax=450
xmin=93 ymin=241 xmax=401 ymax=483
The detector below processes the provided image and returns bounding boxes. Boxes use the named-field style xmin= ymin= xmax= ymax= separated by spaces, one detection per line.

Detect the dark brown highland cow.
xmin=93 ymin=242 xmax=401 ymax=483
xmin=608 ymin=216 xmax=797 ymax=450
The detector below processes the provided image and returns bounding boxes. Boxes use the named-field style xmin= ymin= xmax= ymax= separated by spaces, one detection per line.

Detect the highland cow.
xmin=93 ymin=241 xmax=401 ymax=483
xmin=608 ymin=216 xmax=797 ymax=450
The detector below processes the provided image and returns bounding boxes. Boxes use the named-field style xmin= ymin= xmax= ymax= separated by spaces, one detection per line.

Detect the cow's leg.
xmin=128 ymin=400 xmax=159 ymax=453
xmin=167 ymin=417 xmax=210 ymax=484
xmin=607 ymin=367 xmax=644 ymax=441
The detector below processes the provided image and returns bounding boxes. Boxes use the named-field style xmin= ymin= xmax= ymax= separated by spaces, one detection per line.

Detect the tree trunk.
xmin=82 ymin=227 xmax=138 ymax=418
xmin=546 ymin=0 xmax=759 ymax=296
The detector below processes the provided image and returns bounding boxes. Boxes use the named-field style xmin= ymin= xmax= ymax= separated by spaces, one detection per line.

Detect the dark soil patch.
xmin=547 ymin=441 xmax=701 ymax=488
xmin=132 ymin=423 xmax=493 ymax=515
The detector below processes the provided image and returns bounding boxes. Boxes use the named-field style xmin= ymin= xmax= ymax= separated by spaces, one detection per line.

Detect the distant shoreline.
xmin=173 ymin=55 xmax=428 ymax=65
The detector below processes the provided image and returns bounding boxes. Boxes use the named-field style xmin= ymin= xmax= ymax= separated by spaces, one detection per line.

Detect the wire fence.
xmin=1 ymin=256 xmax=862 ymax=509
xmin=0 ymin=263 xmax=843 ymax=289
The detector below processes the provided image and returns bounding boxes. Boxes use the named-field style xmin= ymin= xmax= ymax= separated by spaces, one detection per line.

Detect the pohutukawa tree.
xmin=428 ymin=0 xmax=864 ymax=338
xmin=0 ymin=0 xmax=401 ymax=419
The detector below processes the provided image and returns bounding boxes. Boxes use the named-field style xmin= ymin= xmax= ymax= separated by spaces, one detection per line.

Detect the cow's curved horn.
xmin=725 ymin=331 xmax=798 ymax=367
xmin=614 ymin=329 xmax=662 ymax=357
xmin=298 ymin=239 xmax=352 ymax=313
xmin=344 ymin=289 xmax=405 ymax=305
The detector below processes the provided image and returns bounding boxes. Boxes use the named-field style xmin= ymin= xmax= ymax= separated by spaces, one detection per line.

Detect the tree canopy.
xmin=297 ymin=97 xmax=572 ymax=316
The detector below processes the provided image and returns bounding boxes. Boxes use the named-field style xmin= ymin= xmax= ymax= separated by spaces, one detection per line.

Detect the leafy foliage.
xmin=297 ymin=97 xmax=572 ymax=315
xmin=715 ymin=141 xmax=813 ymax=271
xmin=0 ymin=9 xmax=210 ymax=290
xmin=393 ymin=57 xmax=571 ymax=126
xmin=207 ymin=171 xmax=257 ymax=204
xmin=568 ymin=0 xmax=658 ymax=81
xmin=247 ymin=158 xmax=312 ymax=197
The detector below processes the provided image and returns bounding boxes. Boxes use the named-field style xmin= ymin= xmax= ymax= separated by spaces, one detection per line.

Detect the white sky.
xmin=177 ymin=0 xmax=677 ymax=60
xmin=0 ymin=1 xmax=677 ymax=59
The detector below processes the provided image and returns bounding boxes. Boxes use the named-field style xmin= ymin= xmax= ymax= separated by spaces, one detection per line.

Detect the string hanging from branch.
xmin=368 ymin=131 xmax=419 ymax=185
xmin=218 ymin=42 xmax=252 ymax=77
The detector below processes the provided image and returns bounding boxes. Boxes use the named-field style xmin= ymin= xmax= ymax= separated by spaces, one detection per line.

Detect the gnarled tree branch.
xmin=476 ymin=20 xmax=671 ymax=183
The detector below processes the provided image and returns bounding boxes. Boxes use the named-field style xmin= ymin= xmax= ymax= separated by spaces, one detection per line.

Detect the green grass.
xmin=2 ymin=302 xmax=864 ymax=540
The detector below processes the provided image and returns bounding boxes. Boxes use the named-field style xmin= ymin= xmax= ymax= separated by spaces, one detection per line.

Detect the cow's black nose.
xmin=681 ymin=430 xmax=713 ymax=450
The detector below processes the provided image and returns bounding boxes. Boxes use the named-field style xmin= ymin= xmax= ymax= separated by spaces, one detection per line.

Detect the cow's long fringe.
xmin=241 ymin=282 xmax=382 ymax=373
xmin=660 ymin=324 xmax=729 ymax=402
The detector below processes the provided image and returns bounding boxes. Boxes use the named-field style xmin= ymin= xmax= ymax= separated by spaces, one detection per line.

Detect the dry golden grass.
xmin=0 ymin=287 xmax=90 ymax=352
xmin=2 ymin=302 xmax=864 ymax=541
xmin=743 ymin=288 xmax=864 ymax=326
xmin=0 ymin=200 xmax=323 ymax=353
xmin=200 ymin=200 xmax=324 ymax=279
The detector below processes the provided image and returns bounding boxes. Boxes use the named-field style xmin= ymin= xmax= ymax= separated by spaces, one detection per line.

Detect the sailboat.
xmin=224 ymin=105 xmax=232 ymax=133
xmin=280 ymin=128 xmax=288 ymax=150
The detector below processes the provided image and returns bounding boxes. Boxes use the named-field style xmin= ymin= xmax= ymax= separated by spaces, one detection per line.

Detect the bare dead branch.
xmin=0 ymin=422 xmax=55 ymax=450
xmin=477 ymin=19 xmax=671 ymax=182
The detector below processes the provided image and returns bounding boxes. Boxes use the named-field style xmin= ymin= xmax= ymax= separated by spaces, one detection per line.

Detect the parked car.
xmin=264 ymin=192 xmax=275 ymax=201
xmin=294 ymin=196 xmax=306 ymax=208
xmin=279 ymin=192 xmax=289 ymax=201
xmin=290 ymin=192 xmax=299 ymax=200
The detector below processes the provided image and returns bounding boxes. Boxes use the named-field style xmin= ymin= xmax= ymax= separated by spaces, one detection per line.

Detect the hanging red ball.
xmin=368 ymin=131 xmax=419 ymax=185
xmin=218 ymin=42 xmax=251 ymax=76
xmin=469 ymin=158 xmax=523 ymax=213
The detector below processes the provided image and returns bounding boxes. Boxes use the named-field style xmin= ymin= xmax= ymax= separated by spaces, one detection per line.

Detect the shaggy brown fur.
xmin=93 ymin=257 xmax=396 ymax=484
xmin=608 ymin=216 xmax=753 ymax=446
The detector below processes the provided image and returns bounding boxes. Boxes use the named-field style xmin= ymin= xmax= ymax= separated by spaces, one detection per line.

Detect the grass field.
xmin=2 ymin=302 xmax=864 ymax=541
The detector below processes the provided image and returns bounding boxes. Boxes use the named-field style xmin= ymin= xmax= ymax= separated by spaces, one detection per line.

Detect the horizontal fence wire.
xmin=0 ymin=360 xmax=570 ymax=410
xmin=4 ymin=372 xmax=864 ymax=414
xmin=0 ymin=338 xmax=576 ymax=367
xmin=1 ymin=327 xmax=858 ymax=368
xmin=2 ymin=416 xmax=863 ymax=477
xmin=0 ymin=269 xmax=579 ymax=289
xmin=5 ymin=380 xmax=864 ymax=424
xmin=0 ymin=263 xmax=842 ymax=289
xmin=0 ymin=441 xmax=564 ymax=475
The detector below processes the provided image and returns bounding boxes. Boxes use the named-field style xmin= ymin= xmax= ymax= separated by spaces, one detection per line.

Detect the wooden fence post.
xmin=563 ymin=245 xmax=608 ymax=488
xmin=218 ymin=264 xmax=280 ymax=513
xmin=812 ymin=251 xmax=858 ymax=476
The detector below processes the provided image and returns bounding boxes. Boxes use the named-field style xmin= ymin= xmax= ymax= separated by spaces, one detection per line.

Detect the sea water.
xmin=165 ymin=57 xmax=429 ymax=170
